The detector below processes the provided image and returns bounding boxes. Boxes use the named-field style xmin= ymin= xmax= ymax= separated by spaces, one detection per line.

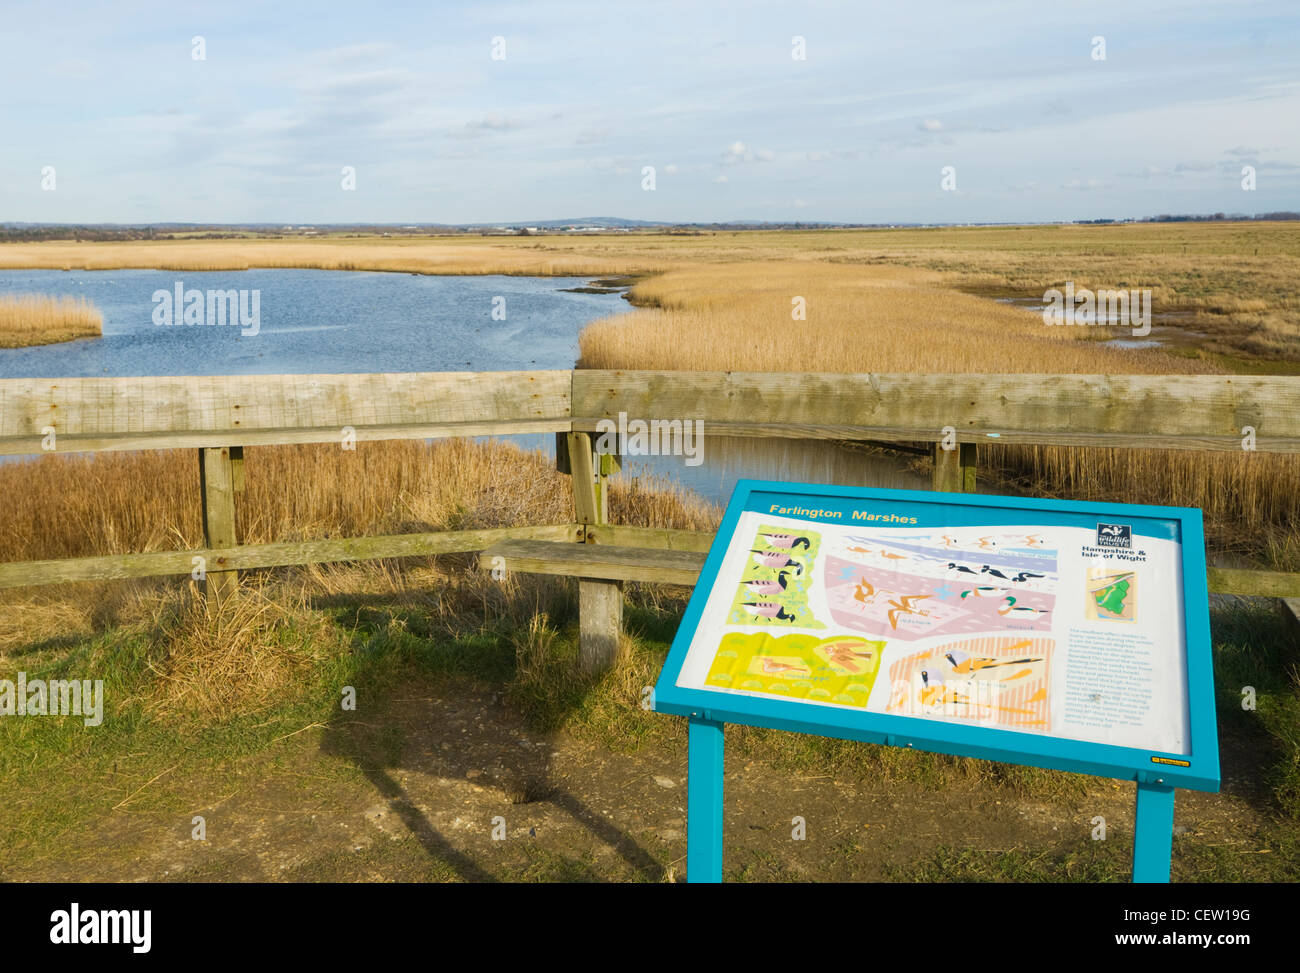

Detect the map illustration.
xmin=1086 ymin=568 xmax=1137 ymax=622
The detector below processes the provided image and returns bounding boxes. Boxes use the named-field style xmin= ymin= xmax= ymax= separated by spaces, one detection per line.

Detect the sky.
xmin=1 ymin=0 xmax=1297 ymax=225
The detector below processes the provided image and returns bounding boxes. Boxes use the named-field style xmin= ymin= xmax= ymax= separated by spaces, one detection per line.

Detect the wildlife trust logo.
xmin=1096 ymin=523 xmax=1132 ymax=548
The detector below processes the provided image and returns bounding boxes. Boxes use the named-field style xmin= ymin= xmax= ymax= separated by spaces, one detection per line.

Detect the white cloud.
xmin=722 ymin=142 xmax=774 ymax=164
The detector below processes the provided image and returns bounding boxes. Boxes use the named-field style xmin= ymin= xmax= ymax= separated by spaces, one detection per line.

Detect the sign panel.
xmin=654 ymin=480 xmax=1219 ymax=792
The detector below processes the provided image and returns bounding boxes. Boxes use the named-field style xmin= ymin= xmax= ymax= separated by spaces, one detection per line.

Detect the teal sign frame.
xmin=652 ymin=480 xmax=1219 ymax=883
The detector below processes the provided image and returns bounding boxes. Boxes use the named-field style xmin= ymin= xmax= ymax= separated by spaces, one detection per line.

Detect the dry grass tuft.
xmin=142 ymin=582 xmax=332 ymax=720
xmin=0 ymin=293 xmax=102 ymax=347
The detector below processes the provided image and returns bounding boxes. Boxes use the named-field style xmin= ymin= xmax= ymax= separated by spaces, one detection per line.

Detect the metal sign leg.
xmin=1132 ymin=781 xmax=1176 ymax=883
xmin=687 ymin=716 xmax=725 ymax=883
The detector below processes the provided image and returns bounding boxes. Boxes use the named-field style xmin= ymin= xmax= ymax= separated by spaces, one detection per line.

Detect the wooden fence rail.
xmin=1 ymin=370 xmax=1297 ymax=614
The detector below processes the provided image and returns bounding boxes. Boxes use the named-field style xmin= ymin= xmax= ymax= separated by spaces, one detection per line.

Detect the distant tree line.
xmin=1 ymin=213 xmax=1296 ymax=243
xmin=1140 ymin=212 xmax=1299 ymax=222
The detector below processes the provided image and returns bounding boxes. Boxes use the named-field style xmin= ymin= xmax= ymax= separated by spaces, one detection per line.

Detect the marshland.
xmin=1 ymin=223 xmax=1297 ymax=882
xmin=0 ymin=294 xmax=102 ymax=348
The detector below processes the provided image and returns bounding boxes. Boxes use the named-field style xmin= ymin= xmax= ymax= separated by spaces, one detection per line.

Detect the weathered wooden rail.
xmin=1 ymin=370 xmax=1297 ymax=669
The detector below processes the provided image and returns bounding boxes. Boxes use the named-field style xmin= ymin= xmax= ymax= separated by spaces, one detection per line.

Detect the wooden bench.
xmin=478 ymin=539 xmax=705 ymax=671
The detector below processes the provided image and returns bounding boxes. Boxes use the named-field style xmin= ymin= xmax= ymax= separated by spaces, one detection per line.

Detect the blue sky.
xmin=2 ymin=0 xmax=1297 ymax=224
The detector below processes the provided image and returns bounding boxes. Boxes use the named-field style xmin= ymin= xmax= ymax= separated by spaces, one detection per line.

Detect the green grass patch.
xmin=3 ymin=583 xmax=1298 ymax=882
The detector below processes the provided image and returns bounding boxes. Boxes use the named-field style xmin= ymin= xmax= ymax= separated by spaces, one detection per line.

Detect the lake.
xmin=0 ymin=268 xmax=629 ymax=376
xmin=0 ymin=268 xmax=924 ymax=502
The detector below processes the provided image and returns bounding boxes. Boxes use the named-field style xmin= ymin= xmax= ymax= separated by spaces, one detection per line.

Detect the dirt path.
xmin=10 ymin=678 xmax=1289 ymax=883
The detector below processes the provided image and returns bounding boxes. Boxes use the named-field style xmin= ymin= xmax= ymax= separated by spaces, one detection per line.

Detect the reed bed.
xmin=0 ymin=438 xmax=720 ymax=671
xmin=577 ymin=260 xmax=1298 ymax=569
xmin=0 ymin=438 xmax=717 ymax=565
xmin=579 ymin=261 xmax=1195 ymax=374
xmin=0 ymin=294 xmax=102 ymax=347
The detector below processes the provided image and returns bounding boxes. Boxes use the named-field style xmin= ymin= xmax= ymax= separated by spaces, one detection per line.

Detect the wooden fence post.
xmin=566 ymin=432 xmax=599 ymax=526
xmin=933 ymin=442 xmax=977 ymax=492
xmin=961 ymin=443 xmax=977 ymax=492
xmin=579 ymin=578 xmax=622 ymax=672
xmin=565 ymin=432 xmax=623 ymax=671
xmin=198 ymin=446 xmax=239 ymax=606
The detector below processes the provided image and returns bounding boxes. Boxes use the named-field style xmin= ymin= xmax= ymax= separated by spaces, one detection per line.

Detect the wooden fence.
xmin=1 ymin=370 xmax=1297 ymax=610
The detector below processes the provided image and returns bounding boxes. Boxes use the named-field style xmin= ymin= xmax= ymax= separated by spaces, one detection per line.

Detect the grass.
xmin=0 ymin=293 xmax=102 ymax=347
xmin=887 ymin=827 xmax=1299 ymax=883
xmin=2 ymin=564 xmax=1297 ymax=881
xmin=1209 ymin=601 xmax=1300 ymax=816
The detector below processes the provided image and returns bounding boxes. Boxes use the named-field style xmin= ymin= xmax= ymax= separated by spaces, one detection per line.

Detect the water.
xmin=996 ymin=297 xmax=1170 ymax=347
xmin=0 ymin=268 xmax=630 ymax=376
xmin=0 ymin=268 xmax=925 ymax=504
xmin=616 ymin=436 xmax=928 ymax=506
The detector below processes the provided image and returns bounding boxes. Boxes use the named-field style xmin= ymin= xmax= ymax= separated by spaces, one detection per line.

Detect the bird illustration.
xmin=750 ymin=550 xmax=804 ymax=575
xmin=940 ymin=535 xmax=958 ymax=549
xmin=944 ymin=647 xmax=1045 ymax=675
xmin=948 ymin=563 xmax=979 ymax=575
xmin=760 ymin=658 xmax=807 ymax=674
xmin=878 ymin=550 xmax=907 ymax=561
xmin=920 ymin=669 xmax=969 ymax=708
xmin=1012 ymin=570 xmax=1046 ymax=583
xmin=852 ymin=579 xmax=876 ymax=604
xmin=998 ymin=596 xmax=1050 ymax=618
xmin=980 ymin=565 xmax=1011 ymax=580
xmin=959 ymin=585 xmax=1003 ymax=599
xmin=977 ymin=536 xmax=997 ymax=550
xmin=745 ymin=571 xmax=789 ymax=595
xmin=847 ymin=545 xmax=873 ymax=555
xmin=820 ymin=640 xmax=876 ymax=673
xmin=1023 ymin=534 xmax=1044 ymax=548
xmin=886 ymin=594 xmax=931 ymax=629
xmin=743 ymin=601 xmax=796 ymax=621
xmin=761 ymin=533 xmax=811 ymax=550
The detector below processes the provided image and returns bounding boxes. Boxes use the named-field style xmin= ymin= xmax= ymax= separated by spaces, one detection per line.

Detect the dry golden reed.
xmin=0 ymin=294 xmax=102 ymax=347
xmin=0 ymin=438 xmax=718 ymax=565
xmin=0 ymin=438 xmax=720 ymax=708
xmin=574 ymin=255 xmax=1297 ymax=565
